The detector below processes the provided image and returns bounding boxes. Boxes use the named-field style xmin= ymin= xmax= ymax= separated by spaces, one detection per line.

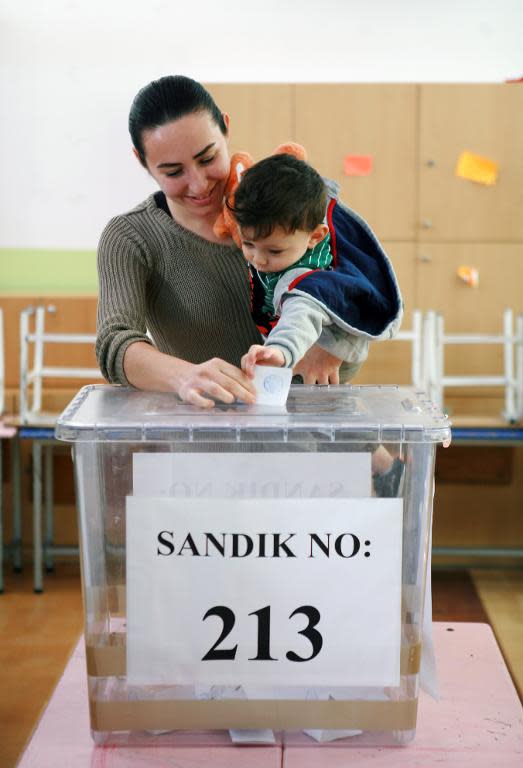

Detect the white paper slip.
xmin=229 ymin=729 xmax=276 ymax=744
xmin=252 ymin=365 xmax=292 ymax=405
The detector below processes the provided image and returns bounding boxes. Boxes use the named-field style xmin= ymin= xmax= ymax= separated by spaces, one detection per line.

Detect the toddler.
xmin=230 ymin=154 xmax=370 ymax=382
xmin=230 ymin=153 xmax=405 ymax=496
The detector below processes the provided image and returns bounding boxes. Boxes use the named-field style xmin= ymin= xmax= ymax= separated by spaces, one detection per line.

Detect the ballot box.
xmin=56 ymin=384 xmax=450 ymax=746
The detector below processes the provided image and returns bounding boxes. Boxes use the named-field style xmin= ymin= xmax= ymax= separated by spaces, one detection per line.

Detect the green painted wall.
xmin=0 ymin=249 xmax=98 ymax=294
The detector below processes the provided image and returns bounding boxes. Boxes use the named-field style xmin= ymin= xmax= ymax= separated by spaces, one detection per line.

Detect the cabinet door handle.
xmin=418 ymin=254 xmax=432 ymax=263
xmin=420 ymin=219 xmax=433 ymax=229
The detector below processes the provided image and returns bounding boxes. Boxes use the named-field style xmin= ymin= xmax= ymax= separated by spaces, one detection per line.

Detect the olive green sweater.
xmin=96 ymin=194 xmax=261 ymax=385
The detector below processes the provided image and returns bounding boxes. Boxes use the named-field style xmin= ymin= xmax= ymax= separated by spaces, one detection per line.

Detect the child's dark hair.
xmin=230 ymin=154 xmax=327 ymax=239
xmin=129 ymin=75 xmax=227 ymax=166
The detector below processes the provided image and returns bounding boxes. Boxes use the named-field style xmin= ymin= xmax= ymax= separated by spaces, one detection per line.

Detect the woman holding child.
xmin=96 ymin=75 xmax=401 ymax=407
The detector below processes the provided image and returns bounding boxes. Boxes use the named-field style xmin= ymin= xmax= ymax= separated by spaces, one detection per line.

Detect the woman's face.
xmin=140 ymin=111 xmax=230 ymax=219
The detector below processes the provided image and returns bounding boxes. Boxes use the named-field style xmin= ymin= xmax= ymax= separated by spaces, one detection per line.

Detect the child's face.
xmin=239 ymin=225 xmax=327 ymax=273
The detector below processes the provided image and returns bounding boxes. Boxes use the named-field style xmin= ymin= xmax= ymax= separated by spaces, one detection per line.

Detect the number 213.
xmin=201 ymin=605 xmax=323 ymax=662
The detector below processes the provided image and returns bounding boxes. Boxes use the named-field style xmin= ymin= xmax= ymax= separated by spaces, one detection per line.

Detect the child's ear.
xmin=307 ymin=223 xmax=329 ymax=248
xmin=222 ymin=112 xmax=230 ymax=136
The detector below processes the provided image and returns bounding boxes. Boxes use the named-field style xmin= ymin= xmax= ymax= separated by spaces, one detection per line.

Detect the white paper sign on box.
xmin=133 ymin=452 xmax=372 ymax=499
xmin=126 ymin=496 xmax=402 ymax=688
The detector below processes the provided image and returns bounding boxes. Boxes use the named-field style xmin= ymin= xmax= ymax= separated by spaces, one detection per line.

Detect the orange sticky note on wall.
xmin=455 ymin=151 xmax=498 ymax=186
xmin=343 ymin=155 xmax=373 ymax=176
xmin=457 ymin=265 xmax=479 ymax=287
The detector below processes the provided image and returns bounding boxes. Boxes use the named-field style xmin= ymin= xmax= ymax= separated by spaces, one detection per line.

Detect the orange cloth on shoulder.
xmin=213 ymin=142 xmax=307 ymax=247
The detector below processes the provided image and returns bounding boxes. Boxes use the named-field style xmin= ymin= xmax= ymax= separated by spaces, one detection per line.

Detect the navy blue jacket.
xmin=252 ymin=194 xmax=403 ymax=341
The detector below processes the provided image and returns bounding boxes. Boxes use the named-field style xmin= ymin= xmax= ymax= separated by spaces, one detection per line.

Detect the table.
xmin=17 ymin=623 xmax=523 ymax=767
xmin=8 ymin=416 xmax=78 ymax=593
xmin=9 ymin=413 xmax=523 ymax=591
xmin=432 ymin=422 xmax=523 ymax=562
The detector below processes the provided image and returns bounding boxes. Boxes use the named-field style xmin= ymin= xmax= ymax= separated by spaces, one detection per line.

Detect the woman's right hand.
xmin=123 ymin=342 xmax=256 ymax=408
xmin=176 ymin=357 xmax=257 ymax=408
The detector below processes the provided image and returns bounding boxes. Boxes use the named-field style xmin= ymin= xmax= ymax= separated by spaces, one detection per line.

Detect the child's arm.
xmin=316 ymin=325 xmax=370 ymax=365
xmin=241 ymin=296 xmax=329 ymax=378
xmin=261 ymin=295 xmax=332 ymax=369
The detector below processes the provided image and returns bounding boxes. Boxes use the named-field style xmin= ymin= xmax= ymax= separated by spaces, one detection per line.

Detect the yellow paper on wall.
xmin=455 ymin=151 xmax=498 ymax=186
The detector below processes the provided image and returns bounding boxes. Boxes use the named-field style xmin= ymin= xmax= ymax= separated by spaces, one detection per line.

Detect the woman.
xmin=96 ymin=75 xmax=343 ymax=407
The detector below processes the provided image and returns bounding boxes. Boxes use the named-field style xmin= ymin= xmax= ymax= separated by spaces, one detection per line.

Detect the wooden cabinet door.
xmin=419 ymin=84 xmax=523 ymax=241
xmin=355 ymin=243 xmax=417 ymax=385
xmin=416 ymin=243 xmax=523 ymax=379
xmin=295 ymin=85 xmax=417 ymax=241
xmin=205 ymin=84 xmax=294 ymax=159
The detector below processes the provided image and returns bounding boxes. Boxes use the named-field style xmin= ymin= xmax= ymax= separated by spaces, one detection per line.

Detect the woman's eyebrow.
xmin=193 ymin=142 xmax=216 ymax=159
xmin=157 ymin=143 xmax=216 ymax=169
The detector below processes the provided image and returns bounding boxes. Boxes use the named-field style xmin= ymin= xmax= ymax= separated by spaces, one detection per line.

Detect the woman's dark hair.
xmin=229 ymin=154 xmax=327 ymax=239
xmin=129 ymin=75 xmax=227 ymax=165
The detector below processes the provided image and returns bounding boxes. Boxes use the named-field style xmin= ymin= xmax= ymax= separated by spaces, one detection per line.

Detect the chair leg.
xmin=11 ymin=435 xmax=22 ymax=572
xmin=44 ymin=444 xmax=54 ymax=572
xmin=0 ymin=441 xmax=4 ymax=594
xmin=33 ymin=441 xmax=43 ymax=593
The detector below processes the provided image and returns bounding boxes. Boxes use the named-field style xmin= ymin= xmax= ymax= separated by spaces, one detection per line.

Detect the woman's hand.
xmin=176 ymin=357 xmax=257 ymax=408
xmin=123 ymin=342 xmax=256 ymax=408
xmin=241 ymin=344 xmax=286 ymax=378
xmin=293 ymin=344 xmax=342 ymax=385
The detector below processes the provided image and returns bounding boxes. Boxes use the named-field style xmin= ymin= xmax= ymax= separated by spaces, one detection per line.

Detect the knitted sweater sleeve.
xmin=96 ymin=216 xmax=153 ymax=385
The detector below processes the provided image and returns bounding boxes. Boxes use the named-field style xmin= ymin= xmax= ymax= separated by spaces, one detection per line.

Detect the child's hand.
xmin=241 ymin=345 xmax=286 ymax=378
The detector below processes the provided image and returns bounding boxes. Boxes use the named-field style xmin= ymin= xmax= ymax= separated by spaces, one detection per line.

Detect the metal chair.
xmin=18 ymin=305 xmax=103 ymax=591
xmin=394 ymin=309 xmax=424 ymax=389
xmin=423 ymin=308 xmax=523 ymax=423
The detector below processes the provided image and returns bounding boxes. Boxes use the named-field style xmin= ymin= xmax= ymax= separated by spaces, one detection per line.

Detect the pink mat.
xmin=18 ymin=623 xmax=523 ymax=767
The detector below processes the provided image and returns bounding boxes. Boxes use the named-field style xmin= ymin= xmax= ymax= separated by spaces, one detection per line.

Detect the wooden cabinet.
xmin=419 ymin=84 xmax=523 ymax=241
xmin=206 ymin=83 xmax=419 ymax=240
xmin=295 ymin=85 xmax=418 ymax=241
xmin=415 ymin=243 xmax=523 ymax=380
xmin=202 ymin=83 xmax=523 ymax=402
xmin=198 ymin=84 xmax=523 ymax=405
xmin=415 ymin=243 xmax=523 ymax=324
xmin=205 ymin=84 xmax=294 ymax=159
xmin=417 ymin=85 xmax=523 ymax=409
xmin=433 ymin=448 xmax=523 ymax=550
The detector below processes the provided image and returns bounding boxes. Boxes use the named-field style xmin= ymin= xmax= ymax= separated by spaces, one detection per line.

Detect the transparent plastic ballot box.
xmin=56 ymin=384 xmax=450 ymax=746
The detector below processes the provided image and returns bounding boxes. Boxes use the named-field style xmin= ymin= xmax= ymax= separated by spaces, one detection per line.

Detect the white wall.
xmin=1 ymin=0 xmax=522 ymax=249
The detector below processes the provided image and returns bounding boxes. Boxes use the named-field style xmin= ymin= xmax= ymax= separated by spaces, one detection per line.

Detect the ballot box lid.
xmin=55 ymin=384 xmax=451 ymax=444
